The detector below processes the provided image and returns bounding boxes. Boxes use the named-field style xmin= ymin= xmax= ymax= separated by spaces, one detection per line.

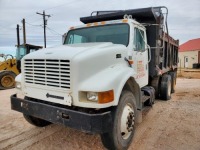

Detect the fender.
xmin=14 ymin=73 xmax=24 ymax=95
xmin=15 ymin=73 xmax=22 ymax=83
xmin=79 ymin=63 xmax=137 ymax=108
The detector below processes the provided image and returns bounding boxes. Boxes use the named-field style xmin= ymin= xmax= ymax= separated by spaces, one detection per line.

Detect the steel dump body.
xmin=80 ymin=7 xmax=179 ymax=78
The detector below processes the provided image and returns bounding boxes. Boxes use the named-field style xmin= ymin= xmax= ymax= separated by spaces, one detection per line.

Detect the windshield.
xmin=16 ymin=46 xmax=27 ymax=60
xmin=64 ymin=24 xmax=129 ymax=46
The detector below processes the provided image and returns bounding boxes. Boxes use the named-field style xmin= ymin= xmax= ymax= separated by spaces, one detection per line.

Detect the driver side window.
xmin=67 ymin=34 xmax=87 ymax=44
xmin=134 ymin=28 xmax=145 ymax=51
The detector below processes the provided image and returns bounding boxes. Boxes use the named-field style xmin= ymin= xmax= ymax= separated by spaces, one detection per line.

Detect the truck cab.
xmin=63 ymin=18 xmax=149 ymax=88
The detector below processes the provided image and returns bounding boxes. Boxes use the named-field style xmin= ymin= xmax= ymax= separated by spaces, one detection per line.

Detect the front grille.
xmin=24 ymin=59 xmax=70 ymax=89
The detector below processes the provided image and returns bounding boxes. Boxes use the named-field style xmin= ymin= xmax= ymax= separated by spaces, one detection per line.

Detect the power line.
xmin=46 ymin=26 xmax=62 ymax=36
xmin=0 ymin=0 xmax=82 ymax=30
xmin=0 ymin=25 xmax=9 ymax=30
xmin=25 ymin=21 xmax=42 ymax=27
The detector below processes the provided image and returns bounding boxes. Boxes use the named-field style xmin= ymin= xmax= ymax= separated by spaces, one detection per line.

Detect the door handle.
xmin=147 ymin=45 xmax=151 ymax=63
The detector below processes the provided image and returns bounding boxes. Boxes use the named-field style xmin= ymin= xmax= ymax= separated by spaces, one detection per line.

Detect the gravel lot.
xmin=0 ymin=78 xmax=200 ymax=150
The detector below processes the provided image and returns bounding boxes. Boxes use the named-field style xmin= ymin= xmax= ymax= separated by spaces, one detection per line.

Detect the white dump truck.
xmin=11 ymin=6 xmax=179 ymax=150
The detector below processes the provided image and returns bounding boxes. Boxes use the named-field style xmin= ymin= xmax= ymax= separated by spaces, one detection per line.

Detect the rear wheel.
xmin=169 ymin=71 xmax=177 ymax=93
xmin=160 ymin=74 xmax=171 ymax=100
xmin=0 ymin=71 xmax=16 ymax=89
xmin=101 ymin=91 xmax=136 ymax=150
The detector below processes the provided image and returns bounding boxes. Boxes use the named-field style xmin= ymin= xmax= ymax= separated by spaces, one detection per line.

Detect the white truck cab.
xmin=16 ymin=18 xmax=148 ymax=109
xmin=11 ymin=7 xmax=179 ymax=150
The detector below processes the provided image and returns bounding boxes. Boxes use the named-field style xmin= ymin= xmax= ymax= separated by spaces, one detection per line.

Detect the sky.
xmin=0 ymin=0 xmax=200 ymax=56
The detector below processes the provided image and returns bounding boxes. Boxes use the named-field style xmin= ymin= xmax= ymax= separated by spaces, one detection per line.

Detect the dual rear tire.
xmin=169 ymin=71 xmax=177 ymax=93
xmin=160 ymin=71 xmax=177 ymax=100
xmin=151 ymin=71 xmax=177 ymax=101
xmin=160 ymin=74 xmax=172 ymax=100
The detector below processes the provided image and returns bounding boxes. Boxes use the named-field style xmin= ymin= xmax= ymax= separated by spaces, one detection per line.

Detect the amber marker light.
xmin=70 ymin=27 xmax=74 ymax=30
xmin=93 ymin=22 xmax=98 ymax=26
xmin=98 ymin=90 xmax=114 ymax=104
xmin=86 ymin=23 xmax=91 ymax=27
xmin=101 ymin=21 xmax=106 ymax=25
xmin=122 ymin=19 xmax=128 ymax=23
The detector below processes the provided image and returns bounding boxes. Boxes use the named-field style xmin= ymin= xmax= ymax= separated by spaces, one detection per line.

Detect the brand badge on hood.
xmin=45 ymin=52 xmax=53 ymax=54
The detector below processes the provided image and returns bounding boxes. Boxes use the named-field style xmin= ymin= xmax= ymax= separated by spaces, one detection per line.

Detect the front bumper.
xmin=11 ymin=94 xmax=112 ymax=134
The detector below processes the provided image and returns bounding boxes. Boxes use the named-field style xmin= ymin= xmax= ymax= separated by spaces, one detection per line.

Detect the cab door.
xmin=131 ymin=26 xmax=149 ymax=87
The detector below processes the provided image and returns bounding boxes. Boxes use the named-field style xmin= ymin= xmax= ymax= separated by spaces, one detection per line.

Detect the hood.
xmin=23 ymin=42 xmax=122 ymax=60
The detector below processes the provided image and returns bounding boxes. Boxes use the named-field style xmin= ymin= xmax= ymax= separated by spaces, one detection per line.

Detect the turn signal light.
xmin=128 ymin=60 xmax=134 ymax=64
xmin=98 ymin=90 xmax=114 ymax=104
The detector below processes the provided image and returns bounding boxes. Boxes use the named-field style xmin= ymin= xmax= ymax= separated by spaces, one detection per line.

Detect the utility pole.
xmin=16 ymin=24 xmax=20 ymax=47
xmin=36 ymin=11 xmax=51 ymax=48
xmin=22 ymin=18 xmax=26 ymax=45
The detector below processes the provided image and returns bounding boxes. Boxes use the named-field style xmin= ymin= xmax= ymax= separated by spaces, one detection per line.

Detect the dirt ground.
xmin=177 ymin=68 xmax=200 ymax=79
xmin=0 ymin=78 xmax=200 ymax=150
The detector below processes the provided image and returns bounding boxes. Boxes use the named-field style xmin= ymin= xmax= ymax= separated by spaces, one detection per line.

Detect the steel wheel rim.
xmin=120 ymin=103 xmax=135 ymax=140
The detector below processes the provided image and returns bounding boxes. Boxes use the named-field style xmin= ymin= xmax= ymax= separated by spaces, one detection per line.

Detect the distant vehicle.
xmin=11 ymin=6 xmax=178 ymax=149
xmin=0 ymin=54 xmax=19 ymax=89
xmin=0 ymin=44 xmax=42 ymax=89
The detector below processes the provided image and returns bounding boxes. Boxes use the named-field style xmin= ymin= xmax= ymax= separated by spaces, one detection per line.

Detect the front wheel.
xmin=101 ymin=91 xmax=136 ymax=150
xmin=23 ymin=114 xmax=51 ymax=127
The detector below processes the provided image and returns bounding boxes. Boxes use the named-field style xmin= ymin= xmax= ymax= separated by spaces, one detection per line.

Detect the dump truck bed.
xmin=80 ymin=7 xmax=161 ymax=24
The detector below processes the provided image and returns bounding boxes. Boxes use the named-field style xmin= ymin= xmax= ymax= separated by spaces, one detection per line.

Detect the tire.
xmin=169 ymin=71 xmax=177 ymax=93
xmin=101 ymin=91 xmax=136 ymax=150
xmin=160 ymin=74 xmax=171 ymax=100
xmin=23 ymin=96 xmax=51 ymax=127
xmin=23 ymin=114 xmax=51 ymax=127
xmin=0 ymin=71 xmax=16 ymax=90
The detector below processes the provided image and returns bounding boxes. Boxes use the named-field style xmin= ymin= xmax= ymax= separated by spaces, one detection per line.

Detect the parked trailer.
xmin=11 ymin=6 xmax=178 ymax=150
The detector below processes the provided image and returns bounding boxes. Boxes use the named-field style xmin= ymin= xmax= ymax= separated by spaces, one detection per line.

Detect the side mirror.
xmin=62 ymin=33 xmax=67 ymax=44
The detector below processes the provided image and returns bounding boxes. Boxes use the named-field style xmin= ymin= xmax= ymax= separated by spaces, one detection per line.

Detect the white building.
xmin=179 ymin=38 xmax=200 ymax=68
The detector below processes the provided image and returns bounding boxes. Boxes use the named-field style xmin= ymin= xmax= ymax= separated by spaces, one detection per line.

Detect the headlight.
xmin=85 ymin=90 xmax=114 ymax=103
xmin=15 ymin=82 xmax=21 ymax=89
xmin=87 ymin=92 xmax=98 ymax=101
